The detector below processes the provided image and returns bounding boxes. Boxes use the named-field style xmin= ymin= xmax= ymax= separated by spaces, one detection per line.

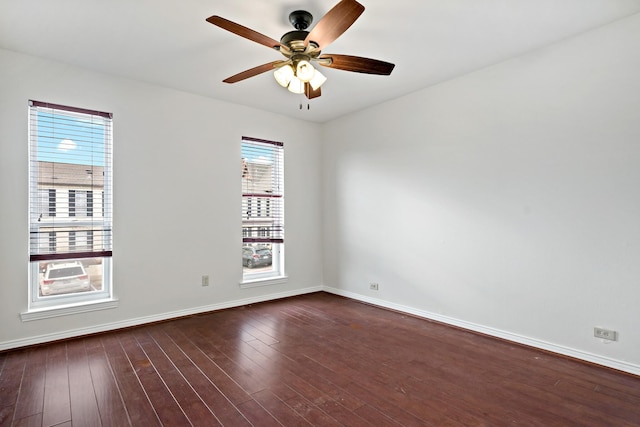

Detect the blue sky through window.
xmin=242 ymin=144 xmax=274 ymax=163
xmin=36 ymin=111 xmax=107 ymax=166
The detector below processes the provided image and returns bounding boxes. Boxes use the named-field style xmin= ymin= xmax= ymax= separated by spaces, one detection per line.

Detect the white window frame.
xmin=26 ymin=100 xmax=115 ymax=314
xmin=241 ymin=137 xmax=286 ymax=287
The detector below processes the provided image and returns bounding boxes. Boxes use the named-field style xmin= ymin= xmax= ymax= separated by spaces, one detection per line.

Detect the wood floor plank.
xmin=1 ymin=292 xmax=639 ymax=426
xmin=42 ymin=343 xmax=71 ymax=427
xmin=281 ymin=352 xmax=367 ymax=412
xmin=313 ymin=399 xmax=371 ymax=427
xmin=0 ymin=352 xmax=7 ymax=374
xmin=100 ymin=333 xmax=160 ymax=426
xmin=283 ymin=392 xmax=343 ymax=427
xmin=0 ymin=406 xmax=15 ymax=427
xmin=352 ymin=403 xmax=405 ymax=427
xmin=283 ymin=339 xmax=434 ymax=425
xmin=235 ymin=398 xmax=281 ymax=427
xmin=66 ymin=340 xmax=102 ymax=426
xmin=243 ymin=335 xmax=370 ymax=424
xmin=135 ymin=326 xmax=222 ymax=426
xmin=11 ymin=413 xmax=42 ymax=427
xmin=84 ymin=336 xmax=131 ymax=427
xmin=251 ymin=388 xmax=312 ymax=426
xmin=188 ymin=329 xmax=275 ymax=395
xmin=0 ymin=350 xmax=29 ymax=426
xmin=118 ymin=333 xmax=190 ymax=426
xmin=160 ymin=323 xmax=254 ymax=407
xmin=272 ymin=339 xmax=429 ymax=426
xmin=149 ymin=325 xmax=251 ymax=426
xmin=12 ymin=370 xmax=44 ymax=423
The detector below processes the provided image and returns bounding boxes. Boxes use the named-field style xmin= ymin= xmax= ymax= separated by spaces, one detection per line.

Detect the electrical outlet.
xmin=202 ymin=275 xmax=209 ymax=287
xmin=369 ymin=282 xmax=379 ymax=291
xmin=594 ymin=327 xmax=617 ymax=341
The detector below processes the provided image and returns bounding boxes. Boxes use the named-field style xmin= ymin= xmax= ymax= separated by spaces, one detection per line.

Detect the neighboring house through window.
xmin=241 ymin=136 xmax=284 ymax=283
xmin=28 ymin=100 xmax=113 ymax=309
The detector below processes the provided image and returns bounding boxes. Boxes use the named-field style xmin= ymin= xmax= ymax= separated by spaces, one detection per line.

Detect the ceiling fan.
xmin=206 ymin=0 xmax=395 ymax=99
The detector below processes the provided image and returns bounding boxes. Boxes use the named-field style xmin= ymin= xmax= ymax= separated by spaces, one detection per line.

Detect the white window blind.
xmin=241 ymin=137 xmax=284 ymax=244
xmin=29 ymin=100 xmax=113 ymax=262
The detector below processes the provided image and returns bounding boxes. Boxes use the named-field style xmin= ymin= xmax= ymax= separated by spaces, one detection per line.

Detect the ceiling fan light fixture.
xmin=274 ymin=64 xmax=294 ymax=87
xmin=296 ymin=60 xmax=315 ymax=82
xmin=287 ymin=76 xmax=305 ymax=94
xmin=309 ymin=69 xmax=327 ymax=90
xmin=208 ymin=0 xmax=394 ymax=100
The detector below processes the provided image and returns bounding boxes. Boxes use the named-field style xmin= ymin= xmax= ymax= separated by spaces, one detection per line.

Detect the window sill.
xmin=240 ymin=275 xmax=288 ymax=289
xmin=21 ymin=298 xmax=119 ymax=322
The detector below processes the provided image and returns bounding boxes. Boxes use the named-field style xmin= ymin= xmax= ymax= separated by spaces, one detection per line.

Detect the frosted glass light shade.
xmin=274 ymin=65 xmax=294 ymax=87
xmin=309 ymin=69 xmax=327 ymax=90
xmin=296 ymin=60 xmax=315 ymax=82
xmin=287 ymin=76 xmax=305 ymax=94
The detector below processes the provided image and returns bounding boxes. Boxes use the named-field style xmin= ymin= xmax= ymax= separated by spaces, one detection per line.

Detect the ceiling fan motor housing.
xmin=289 ymin=10 xmax=313 ymax=30
xmin=280 ymin=30 xmax=311 ymax=52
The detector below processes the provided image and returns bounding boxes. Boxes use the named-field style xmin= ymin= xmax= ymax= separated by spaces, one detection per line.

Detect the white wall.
xmin=0 ymin=48 xmax=323 ymax=348
xmin=322 ymin=14 xmax=640 ymax=373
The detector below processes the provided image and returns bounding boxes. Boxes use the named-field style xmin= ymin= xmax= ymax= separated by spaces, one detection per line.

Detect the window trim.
xmin=27 ymin=100 xmax=113 ymax=311
xmin=20 ymin=297 xmax=119 ymax=322
xmin=239 ymin=275 xmax=289 ymax=289
xmin=241 ymin=136 xmax=285 ymax=284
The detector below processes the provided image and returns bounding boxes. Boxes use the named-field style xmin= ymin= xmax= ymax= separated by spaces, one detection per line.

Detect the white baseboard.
xmin=0 ymin=286 xmax=323 ymax=351
xmin=323 ymin=286 xmax=640 ymax=377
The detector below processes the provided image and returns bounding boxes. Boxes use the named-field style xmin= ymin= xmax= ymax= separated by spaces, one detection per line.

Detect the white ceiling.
xmin=2 ymin=0 xmax=640 ymax=123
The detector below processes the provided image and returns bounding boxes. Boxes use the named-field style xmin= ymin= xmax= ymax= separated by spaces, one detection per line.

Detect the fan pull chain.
xmin=299 ymin=94 xmax=310 ymax=110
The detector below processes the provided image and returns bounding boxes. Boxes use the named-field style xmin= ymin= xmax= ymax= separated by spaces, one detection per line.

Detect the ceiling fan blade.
xmin=223 ymin=61 xmax=284 ymax=84
xmin=206 ymin=15 xmax=280 ymax=49
xmin=318 ymin=54 xmax=395 ymax=75
xmin=305 ymin=83 xmax=321 ymax=99
xmin=304 ymin=0 xmax=365 ymax=49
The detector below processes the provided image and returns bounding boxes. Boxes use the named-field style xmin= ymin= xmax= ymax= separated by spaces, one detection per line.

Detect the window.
xmin=241 ymin=136 xmax=284 ymax=283
xmin=28 ymin=100 xmax=113 ymax=309
xmin=69 ymin=189 xmax=93 ymax=217
xmin=39 ymin=189 xmax=57 ymax=217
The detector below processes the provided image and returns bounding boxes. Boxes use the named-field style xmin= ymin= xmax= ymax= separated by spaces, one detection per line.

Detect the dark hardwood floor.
xmin=1 ymin=292 xmax=639 ymax=426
